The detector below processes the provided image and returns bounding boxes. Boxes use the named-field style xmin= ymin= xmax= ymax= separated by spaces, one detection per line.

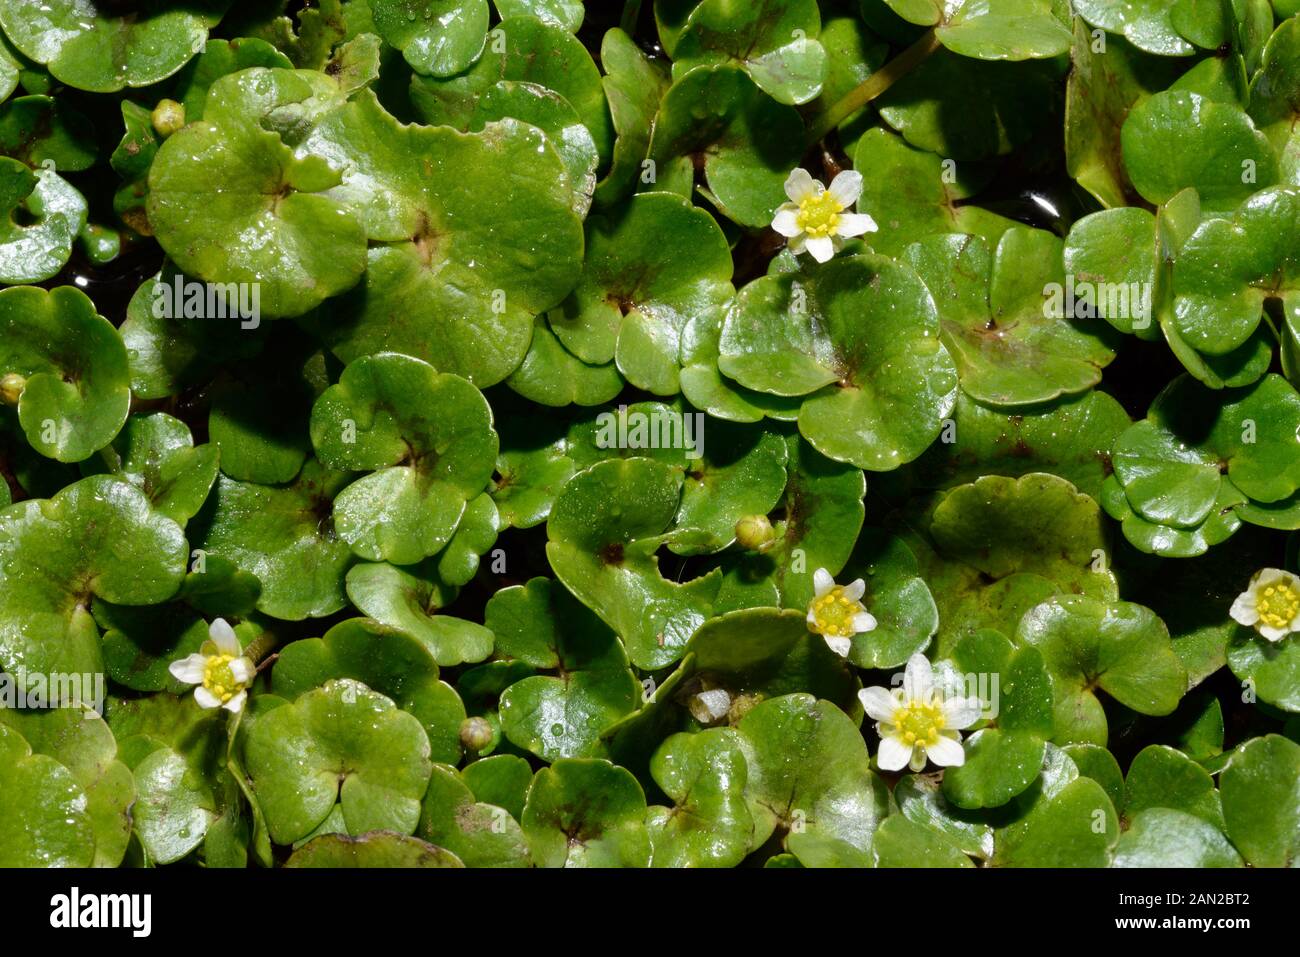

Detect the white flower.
xmin=1230 ymin=567 xmax=1300 ymax=642
xmin=858 ymin=653 xmax=982 ymax=773
xmin=806 ymin=567 xmax=876 ymax=658
xmin=771 ymin=168 xmax=878 ymax=263
xmin=168 ymin=618 xmax=256 ymax=713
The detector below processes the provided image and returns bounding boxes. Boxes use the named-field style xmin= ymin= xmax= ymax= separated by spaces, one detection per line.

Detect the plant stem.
xmin=620 ymin=0 xmax=643 ymax=36
xmin=806 ymin=28 xmax=941 ymax=147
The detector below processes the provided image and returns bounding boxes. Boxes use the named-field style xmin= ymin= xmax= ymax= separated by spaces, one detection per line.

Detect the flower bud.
xmin=735 ymin=513 xmax=775 ymax=551
xmin=459 ymin=716 xmax=494 ymax=753
xmin=151 ymin=99 xmax=186 ymax=138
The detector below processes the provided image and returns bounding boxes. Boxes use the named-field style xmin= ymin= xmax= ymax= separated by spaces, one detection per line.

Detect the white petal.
xmin=926 ymin=733 xmax=965 ymax=767
xmin=1229 ymin=591 xmax=1259 ymax=626
xmin=858 ymin=686 xmax=899 ymax=722
xmin=903 ymin=653 xmax=934 ymax=703
xmin=786 ymin=233 xmax=807 ymax=254
xmin=805 ymin=235 xmax=835 ymax=263
xmin=824 ymin=635 xmax=851 ymax=658
xmin=194 ymin=686 xmax=222 ymax=709
xmin=168 ymin=654 xmax=208 ymax=685
xmin=842 ymin=578 xmax=866 ymax=602
xmin=783 ymin=167 xmax=819 ymax=203
xmin=690 ymin=688 xmax=732 ymax=722
xmin=827 ymin=170 xmax=863 ymax=206
xmin=1259 ymin=622 xmax=1290 ymax=642
xmin=877 ymin=735 xmax=912 ymax=772
xmin=771 ymin=204 xmax=801 ymax=237
xmin=208 ymin=618 xmax=241 ymax=656
xmin=229 ymin=657 xmax=256 ymax=684
xmin=852 ymin=611 xmax=877 ymax=634
xmin=942 ymin=695 xmax=983 ymax=730
xmin=806 ymin=608 xmax=819 ymax=628
xmin=222 ymin=689 xmax=248 ymax=714
xmin=813 ymin=568 xmax=834 ymax=596
xmin=908 ymin=747 xmax=929 ymax=772
xmin=835 ymin=212 xmax=878 ymax=238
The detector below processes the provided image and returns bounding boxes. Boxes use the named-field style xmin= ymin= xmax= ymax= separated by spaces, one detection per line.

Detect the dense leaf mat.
xmin=0 ymin=0 xmax=1298 ymax=869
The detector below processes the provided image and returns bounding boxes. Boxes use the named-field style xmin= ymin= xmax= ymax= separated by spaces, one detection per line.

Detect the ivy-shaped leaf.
xmin=245 ymin=678 xmax=433 ymax=845
xmin=310 ymin=353 xmax=498 ymax=564
xmin=487 ymin=577 xmax=641 ymax=762
xmin=719 ymin=253 xmax=958 ymax=469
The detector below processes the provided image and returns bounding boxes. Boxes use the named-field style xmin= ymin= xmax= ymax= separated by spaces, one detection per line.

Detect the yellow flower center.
xmin=893 ymin=699 xmax=946 ymax=747
xmin=202 ymin=654 xmax=242 ymax=703
xmin=810 ymin=586 xmax=865 ymax=638
xmin=795 ymin=190 xmax=843 ymax=238
xmin=1256 ymin=581 xmax=1300 ymax=631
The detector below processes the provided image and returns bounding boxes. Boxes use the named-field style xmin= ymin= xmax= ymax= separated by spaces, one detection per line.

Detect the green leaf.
xmin=305 ymin=93 xmax=584 ymax=386
xmin=904 ymin=230 xmax=1115 ymax=407
xmin=936 ymin=0 xmax=1072 ymax=61
xmin=191 ymin=460 xmax=357 ymax=621
xmin=273 ymin=617 xmax=467 ymax=764
xmin=245 ymin=678 xmax=433 ymax=845
xmin=494 ymin=0 xmax=583 ymax=30
xmin=127 ymin=742 xmax=219 ymax=865
xmin=409 ymin=15 xmax=612 ymax=163
xmin=872 ymin=813 xmax=974 ymax=867
xmin=0 ymin=285 xmax=128 ymax=462
xmin=852 ymin=128 xmax=1018 ymax=257
xmin=734 ymin=693 xmax=890 ymax=861
xmin=79 ymin=412 xmax=219 ymax=525
xmin=1124 ymin=743 xmax=1223 ymax=828
xmin=0 ymin=708 xmax=134 ymax=867
xmin=521 ymin=758 xmax=652 ymax=867
xmin=879 ymin=50 xmax=1059 ymax=161
xmin=310 ymin=353 xmax=497 ymax=564
xmin=0 ymin=159 xmax=86 ymax=284
xmin=1172 ymin=187 xmax=1300 ymax=356
xmin=596 ymin=27 xmax=671 ymax=206
xmin=0 ymin=0 xmax=226 ymax=92
xmin=0 ymin=475 xmax=187 ymax=687
xmin=1249 ymin=17 xmax=1300 ymax=186
xmin=1074 ymin=0 xmax=1196 ymax=56
xmin=905 ymin=389 xmax=1131 ymax=501
xmin=546 ymin=457 xmax=722 ymax=669
xmin=1113 ymin=807 xmax=1243 ymax=867
xmin=0 ymin=94 xmax=97 ymax=170
xmin=894 ymin=774 xmax=996 ymax=860
xmin=488 ymin=577 xmax=641 ymax=761
xmin=1219 ymin=733 xmax=1300 ymax=867
xmin=942 ymin=630 xmax=1054 ymax=808
xmin=1122 ymin=91 xmax=1278 ymax=213
xmin=171 ymin=37 xmax=294 ymax=121
xmin=1017 ymin=596 xmax=1188 ymax=744
xmin=148 ymin=70 xmax=367 ymax=319
xmin=839 ymin=528 xmax=938 ymax=669
xmin=676 ymin=606 xmax=862 ymax=714
xmin=470 ymin=80 xmax=598 ymax=216
xmin=719 ymin=254 xmax=958 ymax=469
xmin=672 ymin=0 xmax=828 ymax=106
xmin=646 ymin=729 xmax=754 ymax=867
xmin=550 ymin=192 xmax=734 ymax=396
xmin=904 ymin=472 xmax=1118 ymax=655
xmin=370 ymin=0 xmax=488 ymax=77
xmin=1065 ymin=21 xmax=1182 ymax=209
xmin=417 ymin=764 xmax=531 ymax=866
xmin=994 ymin=753 xmax=1119 ymax=866
xmin=0 ymin=725 xmax=95 ymax=866
xmin=645 ymin=63 xmax=805 ymax=228
xmin=286 ymin=830 xmax=463 ymax=866
xmin=1228 ymin=628 xmax=1300 ymax=712
xmin=345 ymin=560 xmax=494 ymax=666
